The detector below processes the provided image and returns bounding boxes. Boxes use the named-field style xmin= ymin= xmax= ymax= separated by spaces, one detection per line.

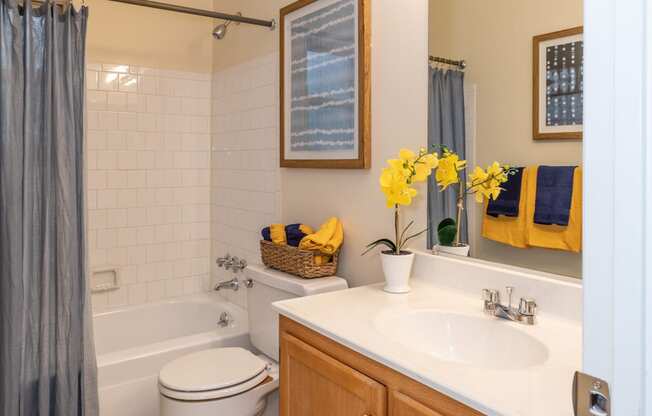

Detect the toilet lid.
xmin=159 ymin=347 xmax=268 ymax=400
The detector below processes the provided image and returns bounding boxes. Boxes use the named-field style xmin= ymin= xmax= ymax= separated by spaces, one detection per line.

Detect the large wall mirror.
xmin=427 ymin=0 xmax=583 ymax=278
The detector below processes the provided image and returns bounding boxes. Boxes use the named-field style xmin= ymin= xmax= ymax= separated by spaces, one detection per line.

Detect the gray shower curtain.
xmin=427 ymin=67 xmax=468 ymax=248
xmin=0 ymin=1 xmax=98 ymax=415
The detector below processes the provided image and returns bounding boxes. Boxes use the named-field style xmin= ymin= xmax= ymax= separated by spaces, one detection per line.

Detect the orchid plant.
xmin=435 ymin=147 xmax=514 ymax=247
xmin=363 ymin=148 xmax=439 ymax=256
xmin=364 ymin=147 xmax=513 ymax=256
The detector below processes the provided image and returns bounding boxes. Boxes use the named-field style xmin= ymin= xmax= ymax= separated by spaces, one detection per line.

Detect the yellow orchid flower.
xmin=399 ymin=148 xmax=416 ymax=161
xmin=421 ymin=153 xmax=439 ymax=169
xmin=467 ymin=162 xmax=510 ymax=203
xmin=412 ymin=163 xmax=431 ymax=182
xmin=435 ymin=152 xmax=466 ymax=190
xmin=378 ymin=148 xmax=440 ymax=208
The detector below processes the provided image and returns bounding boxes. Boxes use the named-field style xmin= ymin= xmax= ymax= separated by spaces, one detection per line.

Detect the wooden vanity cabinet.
xmin=280 ymin=316 xmax=484 ymax=416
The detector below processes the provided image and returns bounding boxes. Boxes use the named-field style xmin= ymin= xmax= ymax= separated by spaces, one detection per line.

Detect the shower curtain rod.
xmin=32 ymin=0 xmax=276 ymax=30
xmin=29 ymin=0 xmax=275 ymax=28
xmin=107 ymin=0 xmax=276 ymax=29
xmin=429 ymin=55 xmax=466 ymax=70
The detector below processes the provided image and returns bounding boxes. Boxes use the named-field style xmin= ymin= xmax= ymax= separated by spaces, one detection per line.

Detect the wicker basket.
xmin=260 ymin=240 xmax=339 ymax=279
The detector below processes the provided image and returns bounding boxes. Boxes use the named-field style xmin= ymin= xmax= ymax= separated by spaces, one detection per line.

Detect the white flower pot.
xmin=433 ymin=244 xmax=471 ymax=257
xmin=380 ymin=251 xmax=415 ymax=294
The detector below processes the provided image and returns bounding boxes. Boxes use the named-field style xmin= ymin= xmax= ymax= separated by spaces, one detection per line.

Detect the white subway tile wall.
xmin=87 ymin=63 xmax=212 ymax=311
xmin=211 ymin=53 xmax=280 ymax=309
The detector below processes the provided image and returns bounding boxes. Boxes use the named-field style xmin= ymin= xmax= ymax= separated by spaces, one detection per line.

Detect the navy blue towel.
xmin=261 ymin=227 xmax=271 ymax=241
xmin=487 ymin=167 xmax=524 ymax=217
xmin=533 ymin=166 xmax=577 ymax=226
xmin=285 ymin=224 xmax=308 ymax=247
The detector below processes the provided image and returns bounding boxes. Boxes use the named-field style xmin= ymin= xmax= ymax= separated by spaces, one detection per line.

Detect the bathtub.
xmin=95 ymin=293 xmax=250 ymax=416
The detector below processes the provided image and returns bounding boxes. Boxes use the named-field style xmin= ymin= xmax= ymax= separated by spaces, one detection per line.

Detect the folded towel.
xmin=261 ymin=227 xmax=271 ymax=241
xmin=270 ymin=224 xmax=287 ymax=245
xmin=487 ymin=167 xmax=524 ymax=217
xmin=482 ymin=168 xmax=530 ymax=248
xmin=299 ymin=217 xmax=344 ymax=255
xmin=533 ymin=166 xmax=576 ymax=226
xmin=526 ymin=166 xmax=582 ymax=252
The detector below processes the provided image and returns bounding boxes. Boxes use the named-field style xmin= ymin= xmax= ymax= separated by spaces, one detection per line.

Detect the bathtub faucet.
xmin=216 ymin=254 xmax=247 ymax=273
xmin=214 ymin=278 xmax=240 ymax=292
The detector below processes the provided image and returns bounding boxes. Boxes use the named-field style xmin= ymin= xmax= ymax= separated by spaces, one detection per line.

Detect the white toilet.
xmin=158 ymin=264 xmax=348 ymax=416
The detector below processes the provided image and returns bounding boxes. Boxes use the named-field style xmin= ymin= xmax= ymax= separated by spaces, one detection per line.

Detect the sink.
xmin=374 ymin=309 xmax=549 ymax=370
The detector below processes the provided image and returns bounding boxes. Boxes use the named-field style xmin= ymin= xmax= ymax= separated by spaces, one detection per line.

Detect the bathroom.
xmin=0 ymin=0 xmax=648 ymax=415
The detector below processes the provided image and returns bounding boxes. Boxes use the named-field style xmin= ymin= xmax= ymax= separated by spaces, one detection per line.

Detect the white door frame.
xmin=583 ymin=0 xmax=650 ymax=413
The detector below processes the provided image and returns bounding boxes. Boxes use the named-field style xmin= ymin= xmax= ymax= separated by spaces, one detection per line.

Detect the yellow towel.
xmin=525 ymin=166 xmax=582 ymax=252
xmin=270 ymin=224 xmax=287 ymax=245
xmin=481 ymin=168 xmax=530 ymax=248
xmin=299 ymin=217 xmax=344 ymax=265
xmin=299 ymin=217 xmax=343 ymax=254
xmin=299 ymin=224 xmax=314 ymax=235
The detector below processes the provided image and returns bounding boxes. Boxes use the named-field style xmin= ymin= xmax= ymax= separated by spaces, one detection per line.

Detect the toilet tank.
xmin=245 ymin=265 xmax=348 ymax=362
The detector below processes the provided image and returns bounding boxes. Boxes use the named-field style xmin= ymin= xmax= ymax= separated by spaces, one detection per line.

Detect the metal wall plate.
xmin=573 ymin=371 xmax=610 ymax=416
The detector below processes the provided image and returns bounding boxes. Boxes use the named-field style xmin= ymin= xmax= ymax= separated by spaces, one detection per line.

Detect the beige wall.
xmin=211 ymin=0 xmax=429 ymax=287
xmin=85 ymin=0 xmax=214 ymax=72
xmin=429 ymin=0 xmax=583 ymax=277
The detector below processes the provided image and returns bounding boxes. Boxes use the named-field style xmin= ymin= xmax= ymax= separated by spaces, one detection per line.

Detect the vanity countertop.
xmin=272 ymin=258 xmax=581 ymax=416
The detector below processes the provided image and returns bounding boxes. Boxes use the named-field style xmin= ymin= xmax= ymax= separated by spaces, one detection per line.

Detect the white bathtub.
xmin=95 ymin=293 xmax=250 ymax=416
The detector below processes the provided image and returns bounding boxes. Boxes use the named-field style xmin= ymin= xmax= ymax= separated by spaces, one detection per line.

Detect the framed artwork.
xmin=533 ymin=27 xmax=583 ymax=140
xmin=279 ymin=0 xmax=371 ymax=169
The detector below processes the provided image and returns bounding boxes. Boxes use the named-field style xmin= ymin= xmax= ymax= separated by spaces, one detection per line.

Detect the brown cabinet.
xmin=280 ymin=332 xmax=386 ymax=416
xmin=280 ymin=316 xmax=483 ymax=416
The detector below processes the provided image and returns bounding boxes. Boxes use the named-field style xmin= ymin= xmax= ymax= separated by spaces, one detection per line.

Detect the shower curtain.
xmin=0 ymin=1 xmax=98 ymax=415
xmin=427 ymin=67 xmax=468 ymax=248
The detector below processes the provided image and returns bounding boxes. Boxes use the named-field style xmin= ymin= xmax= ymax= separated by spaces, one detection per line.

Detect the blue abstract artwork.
xmin=286 ymin=0 xmax=358 ymax=157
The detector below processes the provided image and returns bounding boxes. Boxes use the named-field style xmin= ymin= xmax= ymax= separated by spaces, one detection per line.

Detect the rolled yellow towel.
xmin=270 ymin=224 xmax=287 ymax=245
xmin=299 ymin=217 xmax=343 ymax=254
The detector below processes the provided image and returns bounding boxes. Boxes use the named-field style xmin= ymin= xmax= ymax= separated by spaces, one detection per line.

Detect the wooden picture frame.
xmin=280 ymin=0 xmax=371 ymax=169
xmin=533 ymin=26 xmax=583 ymax=140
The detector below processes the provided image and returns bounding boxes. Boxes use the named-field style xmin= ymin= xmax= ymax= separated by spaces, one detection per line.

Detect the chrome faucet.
xmin=216 ymin=254 xmax=247 ymax=273
xmin=482 ymin=286 xmax=537 ymax=325
xmin=214 ymin=278 xmax=239 ymax=292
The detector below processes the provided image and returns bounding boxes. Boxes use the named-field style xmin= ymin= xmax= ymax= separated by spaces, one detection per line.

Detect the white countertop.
xmin=272 ymin=254 xmax=581 ymax=416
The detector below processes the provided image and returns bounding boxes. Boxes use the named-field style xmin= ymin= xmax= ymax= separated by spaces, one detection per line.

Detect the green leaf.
xmin=437 ymin=218 xmax=457 ymax=246
xmin=399 ymin=227 xmax=429 ymax=250
xmin=397 ymin=220 xmax=414 ymax=248
xmin=362 ymin=238 xmax=397 ymax=256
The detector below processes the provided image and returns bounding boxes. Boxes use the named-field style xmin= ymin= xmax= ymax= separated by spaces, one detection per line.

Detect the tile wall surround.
xmin=210 ymin=53 xmax=280 ymax=309
xmin=86 ymin=62 xmax=213 ymax=311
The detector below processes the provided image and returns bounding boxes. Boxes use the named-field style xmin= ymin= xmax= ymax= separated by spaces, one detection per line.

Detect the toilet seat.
xmin=159 ymin=347 xmax=269 ymax=401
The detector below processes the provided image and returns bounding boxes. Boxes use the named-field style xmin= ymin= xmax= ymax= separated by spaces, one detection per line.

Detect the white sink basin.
xmin=374 ymin=309 xmax=549 ymax=370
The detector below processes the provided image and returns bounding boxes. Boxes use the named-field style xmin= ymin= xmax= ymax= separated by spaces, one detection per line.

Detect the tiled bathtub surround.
xmin=211 ymin=53 xmax=280 ymax=308
xmin=86 ymin=63 xmax=212 ymax=311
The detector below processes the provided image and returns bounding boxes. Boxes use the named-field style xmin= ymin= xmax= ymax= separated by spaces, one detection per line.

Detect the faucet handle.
xmin=518 ymin=297 xmax=537 ymax=316
xmin=505 ymin=286 xmax=514 ymax=308
xmin=482 ymin=289 xmax=500 ymax=304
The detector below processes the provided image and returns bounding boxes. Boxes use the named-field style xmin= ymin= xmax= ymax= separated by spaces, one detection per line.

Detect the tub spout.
xmin=214 ymin=278 xmax=239 ymax=292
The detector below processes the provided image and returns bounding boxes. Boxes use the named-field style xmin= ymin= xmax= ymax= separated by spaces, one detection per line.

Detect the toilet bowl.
xmin=158 ymin=264 xmax=348 ymax=416
xmin=159 ymin=348 xmax=278 ymax=416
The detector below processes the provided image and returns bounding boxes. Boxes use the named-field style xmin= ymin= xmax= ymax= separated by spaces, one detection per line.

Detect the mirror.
xmin=427 ymin=0 xmax=583 ymax=278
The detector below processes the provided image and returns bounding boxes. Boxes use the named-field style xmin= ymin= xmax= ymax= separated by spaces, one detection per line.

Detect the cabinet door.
xmin=280 ymin=331 xmax=386 ymax=416
xmin=390 ymin=391 xmax=445 ymax=416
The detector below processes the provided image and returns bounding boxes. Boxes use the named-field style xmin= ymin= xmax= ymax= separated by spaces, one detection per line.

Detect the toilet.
xmin=158 ymin=264 xmax=348 ymax=416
